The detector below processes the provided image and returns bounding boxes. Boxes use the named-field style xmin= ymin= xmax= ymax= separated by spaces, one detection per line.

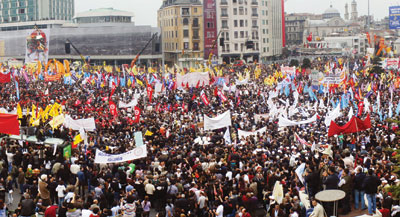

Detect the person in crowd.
xmin=363 ymin=169 xmax=382 ymax=216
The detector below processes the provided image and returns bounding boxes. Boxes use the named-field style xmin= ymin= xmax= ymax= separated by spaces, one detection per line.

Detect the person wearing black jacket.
xmin=354 ymin=167 xmax=366 ymax=210
xmin=322 ymin=166 xmax=339 ymax=190
xmin=362 ymin=169 xmax=381 ymax=215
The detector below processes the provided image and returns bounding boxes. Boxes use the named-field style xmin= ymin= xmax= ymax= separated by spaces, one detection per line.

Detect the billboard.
xmin=389 ymin=6 xmax=400 ymax=29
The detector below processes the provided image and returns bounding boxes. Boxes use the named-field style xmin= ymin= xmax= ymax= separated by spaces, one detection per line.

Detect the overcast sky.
xmin=76 ymin=0 xmax=398 ymax=27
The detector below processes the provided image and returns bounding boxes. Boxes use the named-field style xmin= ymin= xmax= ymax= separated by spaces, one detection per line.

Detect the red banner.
xmin=328 ymin=114 xmax=371 ymax=137
xmin=134 ymin=106 xmax=141 ymax=123
xmin=44 ymin=73 xmax=61 ymax=81
xmin=0 ymin=114 xmax=20 ymax=135
xmin=0 ymin=72 xmax=10 ymax=83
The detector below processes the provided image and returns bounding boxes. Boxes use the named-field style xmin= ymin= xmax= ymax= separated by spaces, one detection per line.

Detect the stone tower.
xmin=344 ymin=3 xmax=349 ymax=20
xmin=351 ymin=0 xmax=358 ymax=21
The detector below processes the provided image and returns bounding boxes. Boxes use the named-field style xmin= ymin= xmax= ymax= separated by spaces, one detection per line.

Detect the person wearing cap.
xmin=362 ymin=169 xmax=382 ymax=216
xmin=39 ymin=174 xmax=51 ymax=206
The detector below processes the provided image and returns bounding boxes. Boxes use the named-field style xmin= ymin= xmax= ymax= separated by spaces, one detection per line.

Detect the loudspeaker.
xmin=65 ymin=41 xmax=71 ymax=54
xmin=219 ymin=38 xmax=225 ymax=46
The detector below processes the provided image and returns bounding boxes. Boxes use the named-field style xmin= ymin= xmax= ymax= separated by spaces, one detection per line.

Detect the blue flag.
xmin=15 ymin=80 xmax=19 ymax=100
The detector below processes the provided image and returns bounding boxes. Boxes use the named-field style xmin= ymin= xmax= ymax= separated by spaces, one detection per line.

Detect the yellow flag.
xmin=43 ymin=105 xmax=52 ymax=120
xmin=136 ymin=79 xmax=144 ymax=87
xmin=127 ymin=78 xmax=132 ymax=87
xmin=367 ymin=83 xmax=372 ymax=92
xmin=17 ymin=103 xmax=22 ymax=119
xmin=145 ymin=130 xmax=153 ymax=136
xmin=73 ymin=134 xmax=83 ymax=145
xmin=31 ymin=104 xmax=37 ymax=120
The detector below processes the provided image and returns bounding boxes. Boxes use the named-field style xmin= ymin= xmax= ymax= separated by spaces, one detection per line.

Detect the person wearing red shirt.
xmin=44 ymin=205 xmax=58 ymax=217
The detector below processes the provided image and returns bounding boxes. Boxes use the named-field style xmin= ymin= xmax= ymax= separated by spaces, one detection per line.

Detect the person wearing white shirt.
xmin=55 ymin=181 xmax=66 ymax=205
xmin=214 ymin=202 xmax=224 ymax=217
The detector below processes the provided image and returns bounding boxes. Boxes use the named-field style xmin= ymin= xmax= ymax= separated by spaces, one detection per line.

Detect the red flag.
xmin=0 ymin=114 xmax=19 ymax=135
xmin=237 ymin=96 xmax=240 ymax=106
xmin=147 ymin=83 xmax=153 ymax=103
xmin=191 ymin=94 xmax=196 ymax=100
xmin=134 ymin=106 xmax=141 ymax=123
xmin=86 ymin=98 xmax=92 ymax=105
xmin=307 ymin=32 xmax=312 ymax=42
xmin=74 ymin=99 xmax=81 ymax=106
xmin=200 ymin=90 xmax=210 ymax=106
xmin=196 ymin=80 xmax=200 ymax=89
xmin=357 ymin=101 xmax=364 ymax=116
xmin=109 ymin=101 xmax=117 ymax=117
xmin=110 ymin=81 xmax=116 ymax=99
xmin=182 ymin=101 xmax=186 ymax=113
xmin=214 ymin=87 xmax=218 ymax=96
xmin=257 ymin=90 xmax=261 ymax=96
xmin=186 ymin=82 xmax=189 ymax=89
xmin=328 ymin=115 xmax=371 ymax=137
xmin=0 ymin=72 xmax=10 ymax=83
xmin=217 ymin=90 xmax=227 ymax=102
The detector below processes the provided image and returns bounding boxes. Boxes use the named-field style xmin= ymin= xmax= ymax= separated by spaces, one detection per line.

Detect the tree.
xmin=302 ymin=58 xmax=311 ymax=69
xmin=289 ymin=59 xmax=299 ymax=67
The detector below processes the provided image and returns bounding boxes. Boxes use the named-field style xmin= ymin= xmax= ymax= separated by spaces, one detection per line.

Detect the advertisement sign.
xmin=389 ymin=6 xmax=400 ymax=29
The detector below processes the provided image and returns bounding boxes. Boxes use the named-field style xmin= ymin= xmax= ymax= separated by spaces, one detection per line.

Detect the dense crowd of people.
xmin=0 ymin=55 xmax=399 ymax=217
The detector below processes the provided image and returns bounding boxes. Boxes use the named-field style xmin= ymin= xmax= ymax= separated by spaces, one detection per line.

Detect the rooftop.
xmin=74 ymin=8 xmax=135 ymax=19
xmin=161 ymin=0 xmax=202 ymax=8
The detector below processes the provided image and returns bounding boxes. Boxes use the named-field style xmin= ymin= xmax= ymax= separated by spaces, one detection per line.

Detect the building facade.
xmin=285 ymin=13 xmax=313 ymax=46
xmin=203 ymin=0 xmax=218 ymax=63
xmin=158 ymin=0 xmax=204 ymax=68
xmin=74 ymin=8 xmax=134 ymax=24
xmin=215 ymin=0 xmax=283 ymax=64
xmin=0 ymin=0 xmax=74 ymax=23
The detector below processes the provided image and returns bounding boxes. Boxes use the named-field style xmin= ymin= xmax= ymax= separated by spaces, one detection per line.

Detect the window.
xmin=234 ymin=31 xmax=238 ymax=38
xmin=193 ymin=18 xmax=199 ymax=27
xmin=222 ymin=20 xmax=228 ymax=28
xmin=233 ymin=8 xmax=237 ymax=15
xmin=252 ymin=8 xmax=257 ymax=16
xmin=239 ymin=7 xmax=244 ymax=15
xmin=182 ymin=8 xmax=189 ymax=15
xmin=241 ymin=43 xmax=244 ymax=51
xmin=194 ymin=8 xmax=197 ymax=13
xmin=193 ymin=42 xmax=199 ymax=50
xmin=193 ymin=30 xmax=199 ymax=39
xmin=226 ymin=32 xmax=229 ymax=40
xmin=240 ymin=31 xmax=244 ymax=38
xmin=183 ymin=18 xmax=189 ymax=25
xmin=235 ymin=43 xmax=238 ymax=51
xmin=19 ymin=9 xmax=25 ymax=14
xmin=183 ymin=42 xmax=189 ymax=49
xmin=183 ymin=30 xmax=189 ymax=37
xmin=234 ymin=20 xmax=238 ymax=27
xmin=226 ymin=44 xmax=230 ymax=52
xmin=240 ymin=20 xmax=244 ymax=27
xmin=221 ymin=8 xmax=228 ymax=16
xmin=252 ymin=20 xmax=257 ymax=27
xmin=207 ymin=22 xmax=214 ymax=28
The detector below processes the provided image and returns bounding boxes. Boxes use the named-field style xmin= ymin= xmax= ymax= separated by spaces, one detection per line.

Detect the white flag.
xmin=348 ymin=106 xmax=354 ymax=121
xmin=223 ymin=127 xmax=232 ymax=145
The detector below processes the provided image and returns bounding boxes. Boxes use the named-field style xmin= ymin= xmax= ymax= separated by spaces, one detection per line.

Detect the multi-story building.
xmin=158 ymin=0 xmax=204 ymax=68
xmin=285 ymin=13 xmax=309 ymax=46
xmin=203 ymin=0 xmax=218 ymax=63
xmin=74 ymin=8 xmax=134 ymax=25
xmin=216 ymin=0 xmax=283 ymax=64
xmin=0 ymin=0 xmax=74 ymax=23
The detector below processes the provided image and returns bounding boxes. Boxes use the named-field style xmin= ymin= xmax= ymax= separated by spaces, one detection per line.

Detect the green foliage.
xmin=302 ymin=58 xmax=311 ymax=69
xmin=289 ymin=59 xmax=299 ymax=67
xmin=388 ymin=185 xmax=400 ymax=200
